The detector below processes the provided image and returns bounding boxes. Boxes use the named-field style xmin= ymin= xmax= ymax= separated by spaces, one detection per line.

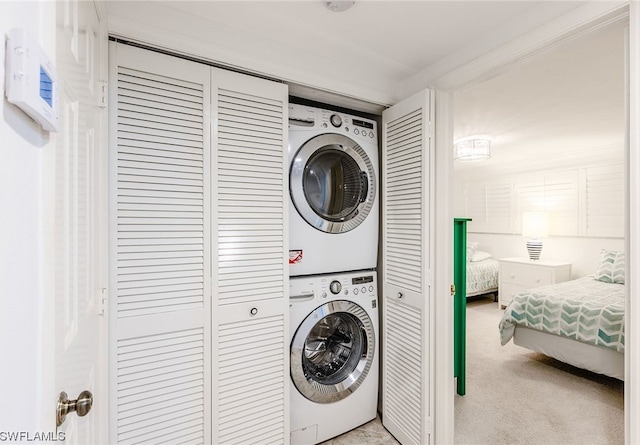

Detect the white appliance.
xmin=289 ymin=270 xmax=379 ymax=445
xmin=288 ymin=104 xmax=379 ymax=276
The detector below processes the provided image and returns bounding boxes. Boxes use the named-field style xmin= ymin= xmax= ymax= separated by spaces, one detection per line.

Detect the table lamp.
xmin=522 ymin=212 xmax=549 ymax=261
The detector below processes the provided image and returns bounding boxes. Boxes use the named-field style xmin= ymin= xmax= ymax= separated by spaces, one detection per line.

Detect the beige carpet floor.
xmin=455 ymin=295 xmax=624 ymax=445
xmin=321 ymin=295 xmax=624 ymax=444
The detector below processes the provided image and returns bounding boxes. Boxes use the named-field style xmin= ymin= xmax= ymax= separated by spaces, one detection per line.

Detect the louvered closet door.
xmin=109 ymin=43 xmax=212 ymax=444
xmin=210 ymin=68 xmax=289 ymax=445
xmin=381 ymin=90 xmax=434 ymax=445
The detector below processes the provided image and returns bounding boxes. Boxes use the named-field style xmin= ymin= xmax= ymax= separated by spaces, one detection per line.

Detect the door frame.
xmin=428 ymin=2 xmax=637 ymax=444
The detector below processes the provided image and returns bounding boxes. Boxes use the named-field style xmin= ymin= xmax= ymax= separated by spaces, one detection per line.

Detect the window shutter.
xmin=466 ymin=182 xmax=512 ymax=233
xmin=517 ymin=171 xmax=579 ymax=236
xmin=544 ymin=171 xmax=579 ymax=236
xmin=585 ymin=164 xmax=624 ymax=237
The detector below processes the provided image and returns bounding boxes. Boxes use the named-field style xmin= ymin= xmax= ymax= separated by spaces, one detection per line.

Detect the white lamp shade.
xmin=522 ymin=212 xmax=549 ymax=237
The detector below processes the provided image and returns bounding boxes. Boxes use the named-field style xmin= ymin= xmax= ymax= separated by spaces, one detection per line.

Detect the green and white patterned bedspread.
xmin=467 ymin=258 xmax=499 ymax=296
xmin=499 ymin=276 xmax=625 ymax=352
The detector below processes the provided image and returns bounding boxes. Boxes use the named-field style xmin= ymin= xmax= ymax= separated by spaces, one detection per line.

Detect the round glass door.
xmin=290 ymin=134 xmax=376 ymax=234
xmin=290 ymin=300 xmax=375 ymax=403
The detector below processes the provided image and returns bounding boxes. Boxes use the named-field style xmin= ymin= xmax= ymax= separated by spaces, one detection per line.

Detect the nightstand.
xmin=498 ymin=258 xmax=572 ymax=309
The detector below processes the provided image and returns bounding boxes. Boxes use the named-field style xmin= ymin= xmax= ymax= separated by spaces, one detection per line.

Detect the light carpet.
xmin=321 ymin=295 xmax=624 ymax=444
xmin=455 ymin=295 xmax=624 ymax=445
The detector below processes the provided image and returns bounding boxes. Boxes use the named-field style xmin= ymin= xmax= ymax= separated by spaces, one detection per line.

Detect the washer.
xmin=288 ymin=104 xmax=379 ymax=276
xmin=289 ymin=270 xmax=379 ymax=445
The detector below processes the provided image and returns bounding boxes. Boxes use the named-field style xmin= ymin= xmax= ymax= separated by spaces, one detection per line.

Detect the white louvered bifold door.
xmin=210 ymin=68 xmax=289 ymax=445
xmin=381 ymin=90 xmax=434 ymax=445
xmin=109 ymin=43 xmax=212 ymax=444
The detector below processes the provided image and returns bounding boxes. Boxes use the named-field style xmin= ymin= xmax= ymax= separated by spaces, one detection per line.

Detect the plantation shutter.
xmin=210 ymin=68 xmax=289 ymax=444
xmin=109 ymin=43 xmax=212 ymax=444
xmin=543 ymin=171 xmax=579 ymax=235
xmin=381 ymin=90 xmax=434 ymax=445
xmin=465 ymin=182 xmax=512 ymax=233
xmin=585 ymin=164 xmax=625 ymax=237
xmin=517 ymin=171 xmax=579 ymax=236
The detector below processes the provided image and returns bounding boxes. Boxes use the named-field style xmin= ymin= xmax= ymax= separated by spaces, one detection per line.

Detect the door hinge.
xmin=98 ymin=288 xmax=107 ymax=316
xmin=98 ymin=80 xmax=107 ymax=109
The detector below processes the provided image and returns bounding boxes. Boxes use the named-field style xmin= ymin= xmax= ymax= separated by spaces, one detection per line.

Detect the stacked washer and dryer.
xmin=288 ymin=104 xmax=380 ymax=445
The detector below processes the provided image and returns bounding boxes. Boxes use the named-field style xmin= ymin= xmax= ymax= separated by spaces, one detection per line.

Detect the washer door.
xmin=290 ymin=133 xmax=376 ymax=233
xmin=291 ymin=300 xmax=375 ymax=403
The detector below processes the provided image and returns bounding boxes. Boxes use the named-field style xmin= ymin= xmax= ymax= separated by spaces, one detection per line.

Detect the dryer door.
xmin=290 ymin=133 xmax=376 ymax=233
xmin=291 ymin=300 xmax=375 ymax=403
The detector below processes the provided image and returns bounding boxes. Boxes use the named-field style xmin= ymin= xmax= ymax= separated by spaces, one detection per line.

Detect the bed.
xmin=498 ymin=274 xmax=625 ymax=380
xmin=467 ymin=257 xmax=499 ymax=297
xmin=465 ymin=243 xmax=499 ymax=298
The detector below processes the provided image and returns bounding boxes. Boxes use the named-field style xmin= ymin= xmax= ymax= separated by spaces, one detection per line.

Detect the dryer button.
xmin=344 ymin=289 xmax=349 ymax=295
xmin=369 ymin=285 xmax=374 ymax=292
xmin=321 ymin=292 xmax=327 ymax=298
xmin=354 ymin=129 xmax=359 ymax=135
xmin=362 ymin=287 xmax=366 ymax=294
xmin=353 ymin=288 xmax=359 ymax=295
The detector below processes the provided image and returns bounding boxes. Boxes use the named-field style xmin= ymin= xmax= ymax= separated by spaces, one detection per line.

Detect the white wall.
xmin=1 ymin=1 xmax=56 ymax=434
xmin=467 ymin=233 xmax=624 ymax=279
xmin=455 ymin=161 xmax=625 ymax=278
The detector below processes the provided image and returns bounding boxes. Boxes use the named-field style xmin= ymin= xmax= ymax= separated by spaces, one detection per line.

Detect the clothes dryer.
xmin=288 ymin=104 xmax=379 ymax=276
xmin=289 ymin=270 xmax=379 ymax=445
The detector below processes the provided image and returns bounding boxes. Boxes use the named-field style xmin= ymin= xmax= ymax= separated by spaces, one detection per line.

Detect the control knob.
xmin=330 ymin=114 xmax=342 ymax=128
xmin=329 ymin=280 xmax=342 ymax=294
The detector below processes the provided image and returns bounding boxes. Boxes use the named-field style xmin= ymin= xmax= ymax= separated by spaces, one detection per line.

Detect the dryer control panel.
xmin=288 ymin=103 xmax=377 ymax=143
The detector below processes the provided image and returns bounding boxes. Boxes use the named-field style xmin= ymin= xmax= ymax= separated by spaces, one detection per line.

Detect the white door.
xmin=210 ymin=67 xmax=289 ymax=444
xmin=109 ymin=43 xmax=212 ymax=444
xmin=109 ymin=43 xmax=289 ymax=443
xmin=381 ymin=90 xmax=435 ymax=445
xmin=54 ymin=1 xmax=106 ymax=442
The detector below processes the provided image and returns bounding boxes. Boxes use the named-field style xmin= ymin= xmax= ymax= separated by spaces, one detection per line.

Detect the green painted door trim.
xmin=453 ymin=218 xmax=471 ymax=396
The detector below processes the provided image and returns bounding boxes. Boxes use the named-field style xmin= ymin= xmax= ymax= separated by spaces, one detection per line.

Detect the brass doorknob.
xmin=56 ymin=390 xmax=93 ymax=427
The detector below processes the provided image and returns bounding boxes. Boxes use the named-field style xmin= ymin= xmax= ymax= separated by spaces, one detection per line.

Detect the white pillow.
xmin=471 ymin=250 xmax=492 ymax=262
xmin=466 ymin=241 xmax=479 ymax=262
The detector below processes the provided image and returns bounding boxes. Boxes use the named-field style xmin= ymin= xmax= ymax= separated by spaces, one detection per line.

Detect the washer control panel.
xmin=316 ymin=273 xmax=377 ymax=299
xmin=289 ymin=271 xmax=377 ymax=303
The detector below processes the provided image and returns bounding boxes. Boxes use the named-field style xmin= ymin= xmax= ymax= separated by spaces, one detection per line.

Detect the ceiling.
xmin=106 ymin=0 xmax=589 ymax=108
xmin=105 ymin=1 xmax=625 ymax=172
xmin=453 ymin=20 xmax=626 ymax=176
